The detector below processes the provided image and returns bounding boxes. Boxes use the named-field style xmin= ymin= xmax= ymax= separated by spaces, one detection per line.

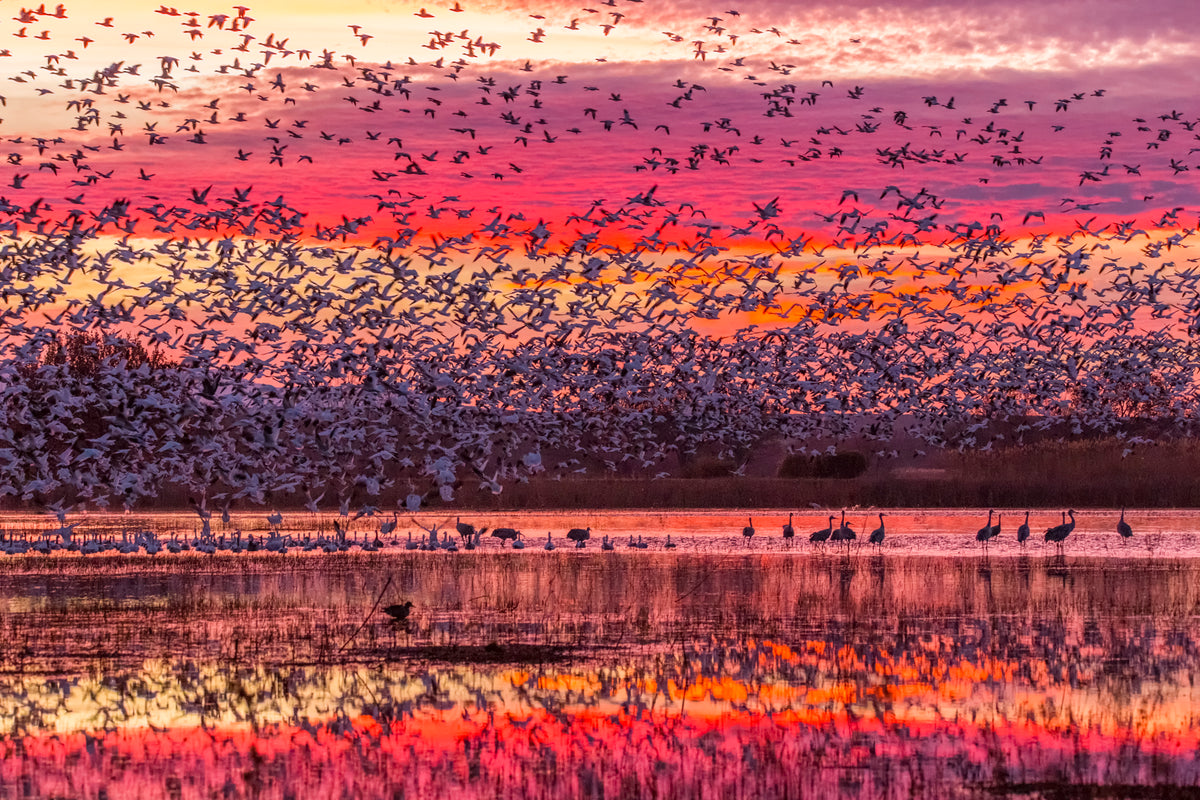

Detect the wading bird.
xmin=976 ymin=509 xmax=998 ymax=552
xmin=383 ymin=600 xmax=414 ymax=621
xmin=810 ymin=515 xmax=835 ymax=545
xmin=1017 ymin=511 xmax=1030 ymax=546
xmin=1045 ymin=509 xmax=1077 ymax=550
xmin=868 ymin=513 xmax=885 ymax=549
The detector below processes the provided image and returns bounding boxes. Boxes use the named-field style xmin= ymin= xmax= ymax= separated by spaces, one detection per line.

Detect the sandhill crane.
xmin=868 ymin=513 xmax=885 ymax=549
xmin=742 ymin=516 xmax=754 ymax=544
xmin=1045 ymin=509 xmax=1076 ymax=550
xmin=976 ymin=509 xmax=998 ymax=552
xmin=566 ymin=526 xmax=591 ymax=547
xmin=492 ymin=527 xmax=521 ymax=546
xmin=456 ymin=517 xmax=487 ymax=542
xmin=810 ymin=515 xmax=835 ymax=545
xmin=1017 ymin=511 xmax=1030 ymax=546
xmin=1117 ymin=508 xmax=1132 ymax=539
xmin=831 ymin=510 xmax=855 ymax=542
xmin=782 ymin=513 xmax=795 ymax=543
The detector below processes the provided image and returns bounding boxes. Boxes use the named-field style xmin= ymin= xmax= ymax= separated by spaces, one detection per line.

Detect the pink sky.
xmin=0 ymin=0 xmax=1194 ymax=243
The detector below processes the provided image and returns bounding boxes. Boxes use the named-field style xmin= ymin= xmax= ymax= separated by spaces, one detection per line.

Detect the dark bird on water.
xmin=831 ymin=509 xmax=855 ymax=542
xmin=1017 ymin=510 xmax=1030 ymax=546
xmin=976 ymin=509 xmax=999 ymax=550
xmin=383 ymin=600 xmax=414 ymax=621
xmin=1045 ymin=509 xmax=1076 ymax=545
xmin=810 ymin=515 xmax=834 ymax=544
xmin=456 ymin=516 xmax=486 ymax=542
xmin=868 ymin=512 xmax=885 ymax=548
xmin=1117 ymin=508 xmax=1132 ymax=539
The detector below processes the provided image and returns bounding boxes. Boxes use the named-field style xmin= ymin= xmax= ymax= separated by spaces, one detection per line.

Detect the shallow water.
xmin=2 ymin=540 xmax=1200 ymax=798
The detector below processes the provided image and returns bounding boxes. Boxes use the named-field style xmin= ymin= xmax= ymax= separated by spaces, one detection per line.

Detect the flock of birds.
xmin=0 ymin=1 xmax=1194 ymax=522
xmin=0 ymin=506 xmax=1145 ymax=557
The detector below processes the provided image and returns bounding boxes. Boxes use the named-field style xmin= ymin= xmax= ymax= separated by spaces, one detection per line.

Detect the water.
xmin=2 ymin=511 xmax=1200 ymax=798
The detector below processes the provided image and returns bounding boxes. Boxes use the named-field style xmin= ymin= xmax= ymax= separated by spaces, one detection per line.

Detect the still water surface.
xmin=1 ymin=510 xmax=1199 ymax=798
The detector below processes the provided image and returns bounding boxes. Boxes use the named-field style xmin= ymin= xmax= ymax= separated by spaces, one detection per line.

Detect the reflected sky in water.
xmin=2 ymin=548 xmax=1200 ymax=798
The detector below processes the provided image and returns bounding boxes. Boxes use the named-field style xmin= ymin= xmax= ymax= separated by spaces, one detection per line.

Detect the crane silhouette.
xmin=1117 ymin=508 xmax=1132 ymax=539
xmin=868 ymin=513 xmax=885 ymax=549
xmin=1045 ymin=509 xmax=1077 ymax=551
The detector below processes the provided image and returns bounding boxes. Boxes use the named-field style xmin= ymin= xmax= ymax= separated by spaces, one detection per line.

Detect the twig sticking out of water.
xmin=338 ymin=574 xmax=395 ymax=654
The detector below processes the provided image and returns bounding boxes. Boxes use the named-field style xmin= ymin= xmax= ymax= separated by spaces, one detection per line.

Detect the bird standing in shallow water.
xmin=868 ymin=513 xmax=885 ymax=549
xmin=976 ymin=509 xmax=998 ymax=552
xmin=831 ymin=510 xmax=855 ymax=545
xmin=1045 ymin=509 xmax=1076 ymax=549
xmin=383 ymin=600 xmax=413 ymax=621
xmin=742 ymin=516 xmax=754 ymax=544
xmin=810 ymin=515 xmax=834 ymax=545
xmin=782 ymin=512 xmax=794 ymax=544
xmin=1117 ymin=508 xmax=1132 ymax=539
xmin=1017 ymin=511 xmax=1030 ymax=546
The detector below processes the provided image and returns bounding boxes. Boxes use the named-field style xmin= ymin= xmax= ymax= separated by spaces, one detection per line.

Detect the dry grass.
xmin=454 ymin=437 xmax=1200 ymax=509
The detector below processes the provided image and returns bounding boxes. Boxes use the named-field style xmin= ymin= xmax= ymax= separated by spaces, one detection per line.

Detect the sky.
xmin=0 ymin=0 xmax=1195 ymax=238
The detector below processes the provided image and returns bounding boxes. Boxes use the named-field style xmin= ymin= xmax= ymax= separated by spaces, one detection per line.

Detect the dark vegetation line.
xmin=2 ymin=437 xmax=1189 ymax=512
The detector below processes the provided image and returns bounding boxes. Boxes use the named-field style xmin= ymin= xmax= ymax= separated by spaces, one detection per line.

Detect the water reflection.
xmin=1 ymin=553 xmax=1199 ymax=797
